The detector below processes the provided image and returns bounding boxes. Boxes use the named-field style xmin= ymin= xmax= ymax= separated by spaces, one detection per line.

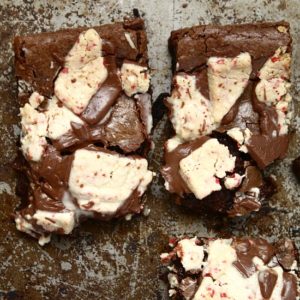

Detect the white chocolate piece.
xmin=54 ymin=29 xmax=108 ymax=114
xmin=165 ymin=136 xmax=183 ymax=153
xmin=207 ymin=52 xmax=252 ymax=123
xmin=34 ymin=210 xmax=76 ymax=235
xmin=46 ymin=96 xmax=83 ymax=140
xmin=224 ymin=173 xmax=244 ymax=190
xmin=28 ymin=91 xmax=44 ymax=108
xmin=256 ymin=47 xmax=292 ymax=136
xmin=193 ymin=241 xmax=287 ymax=300
xmin=120 ymin=63 xmax=150 ymax=96
xmin=166 ymin=75 xmax=216 ymax=141
xmin=177 ymin=237 xmax=205 ymax=273
xmin=68 ymin=149 xmax=154 ymax=214
xmin=258 ymin=47 xmax=291 ymax=80
xmin=20 ymin=102 xmax=48 ymax=161
xmin=179 ymin=139 xmax=236 ymax=199
xmin=227 ymin=127 xmax=252 ymax=153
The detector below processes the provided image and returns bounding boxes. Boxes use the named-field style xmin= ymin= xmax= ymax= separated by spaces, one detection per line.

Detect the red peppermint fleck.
xmin=169 ymin=237 xmax=177 ymax=246
xmin=131 ymin=85 xmax=136 ymax=90
xmin=271 ymin=56 xmax=280 ymax=63
xmin=221 ymin=292 xmax=227 ymax=298
xmin=62 ymin=67 xmax=69 ymax=74
xmin=215 ymin=178 xmax=220 ymax=184
xmin=217 ymin=58 xmax=225 ymax=64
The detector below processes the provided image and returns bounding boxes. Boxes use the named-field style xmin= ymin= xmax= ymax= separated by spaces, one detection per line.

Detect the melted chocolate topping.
xmin=247 ymin=87 xmax=289 ymax=169
xmin=161 ymin=136 xmax=209 ymax=196
xmin=81 ymin=56 xmax=122 ymax=125
xmin=162 ymin=133 xmax=272 ymax=216
xmin=232 ymin=238 xmax=275 ymax=277
xmin=54 ymin=94 xmax=148 ymax=153
xmin=30 ymin=146 xmax=74 ymax=203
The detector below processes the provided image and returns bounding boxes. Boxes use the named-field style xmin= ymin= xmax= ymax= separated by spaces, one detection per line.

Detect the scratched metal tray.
xmin=0 ymin=0 xmax=300 ymax=299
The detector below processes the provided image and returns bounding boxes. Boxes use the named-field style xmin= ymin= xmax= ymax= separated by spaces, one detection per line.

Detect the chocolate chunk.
xmin=81 ymin=56 xmax=122 ymax=125
xmin=247 ymin=91 xmax=289 ymax=169
xmin=258 ymin=269 xmax=278 ymax=299
xmin=179 ymin=277 xmax=198 ymax=300
xmin=29 ymin=146 xmax=73 ymax=202
xmin=239 ymin=166 xmax=263 ymax=192
xmin=247 ymin=134 xmax=289 ymax=169
xmin=275 ymin=239 xmax=296 ymax=270
xmin=281 ymin=273 xmax=298 ymax=300
xmin=233 ymin=238 xmax=275 ymax=277
xmin=99 ymin=94 xmax=147 ymax=152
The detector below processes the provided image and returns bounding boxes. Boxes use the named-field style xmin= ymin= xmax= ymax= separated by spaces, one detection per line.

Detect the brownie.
xmin=162 ymin=22 xmax=291 ymax=216
xmin=161 ymin=236 xmax=299 ymax=299
xmin=14 ymin=17 xmax=154 ymax=245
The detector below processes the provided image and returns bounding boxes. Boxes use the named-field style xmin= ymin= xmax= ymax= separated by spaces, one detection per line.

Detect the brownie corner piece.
xmin=161 ymin=236 xmax=299 ymax=299
xmin=162 ymin=21 xmax=292 ymax=217
xmin=14 ymin=17 xmax=154 ymax=245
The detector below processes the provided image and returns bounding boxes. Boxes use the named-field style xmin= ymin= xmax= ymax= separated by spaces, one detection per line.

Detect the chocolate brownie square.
xmin=161 ymin=236 xmax=299 ymax=299
xmin=14 ymin=17 xmax=154 ymax=245
xmin=162 ymin=22 xmax=292 ymax=216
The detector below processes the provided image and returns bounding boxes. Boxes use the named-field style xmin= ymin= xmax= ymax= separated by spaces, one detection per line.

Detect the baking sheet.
xmin=0 ymin=0 xmax=300 ymax=299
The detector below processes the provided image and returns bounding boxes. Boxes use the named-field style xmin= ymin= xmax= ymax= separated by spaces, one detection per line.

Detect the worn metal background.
xmin=0 ymin=0 xmax=300 ymax=299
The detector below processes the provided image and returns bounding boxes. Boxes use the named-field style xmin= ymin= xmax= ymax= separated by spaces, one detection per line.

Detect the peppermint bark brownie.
xmin=14 ymin=17 xmax=154 ymax=245
xmin=162 ymin=22 xmax=292 ymax=216
xmin=161 ymin=237 xmax=299 ymax=299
